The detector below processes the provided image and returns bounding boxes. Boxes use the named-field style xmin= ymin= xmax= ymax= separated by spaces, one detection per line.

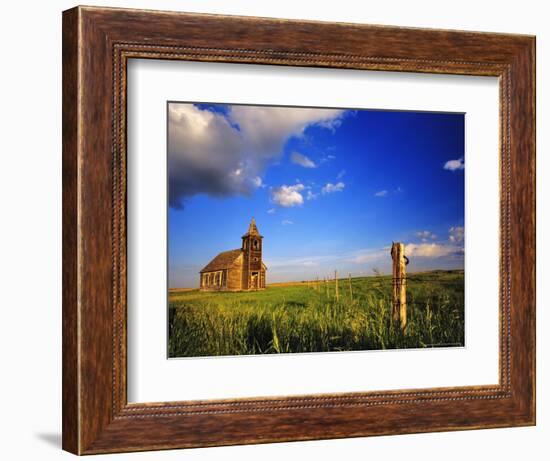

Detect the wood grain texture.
xmin=62 ymin=5 xmax=536 ymax=455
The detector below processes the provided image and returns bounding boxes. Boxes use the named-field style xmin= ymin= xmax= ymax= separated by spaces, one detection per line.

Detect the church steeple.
xmin=242 ymin=217 xmax=261 ymax=238
xmin=241 ymin=218 xmax=263 ymax=289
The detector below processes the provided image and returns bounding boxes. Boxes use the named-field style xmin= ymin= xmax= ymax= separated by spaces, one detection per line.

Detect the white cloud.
xmin=416 ymin=230 xmax=437 ymax=242
xmin=273 ymin=179 xmax=344 ymax=206
xmin=267 ymin=208 xmax=276 ymax=214
xmin=290 ymin=151 xmax=316 ymax=168
xmin=374 ymin=190 xmax=388 ymax=197
xmin=230 ymin=105 xmax=345 ymax=157
xmin=271 ymin=184 xmax=305 ymax=207
xmin=322 ymin=182 xmax=345 ymax=194
xmin=405 ymin=242 xmax=462 ymax=258
xmin=444 ymin=157 xmax=465 ymax=171
xmin=306 ymin=190 xmax=318 ymax=200
xmin=168 ymin=103 xmax=345 ymax=208
xmin=320 ymin=154 xmax=336 ymax=163
xmin=281 ymin=219 xmax=294 ymax=225
xmin=337 ymin=169 xmax=346 ymax=179
xmin=317 ymin=118 xmax=344 ymax=132
xmin=449 ymin=226 xmax=464 ymax=243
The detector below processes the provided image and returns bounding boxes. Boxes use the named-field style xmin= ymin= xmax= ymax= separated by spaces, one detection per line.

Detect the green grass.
xmin=168 ymin=270 xmax=464 ymax=357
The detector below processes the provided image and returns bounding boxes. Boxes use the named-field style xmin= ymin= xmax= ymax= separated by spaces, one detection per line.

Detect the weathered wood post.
xmin=334 ymin=270 xmax=339 ymax=301
xmin=391 ymin=242 xmax=408 ymax=332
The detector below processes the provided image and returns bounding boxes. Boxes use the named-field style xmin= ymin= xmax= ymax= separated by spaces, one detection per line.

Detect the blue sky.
xmin=168 ymin=102 xmax=464 ymax=288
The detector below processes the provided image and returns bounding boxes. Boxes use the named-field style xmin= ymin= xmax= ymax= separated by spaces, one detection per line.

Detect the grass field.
xmin=168 ymin=270 xmax=464 ymax=358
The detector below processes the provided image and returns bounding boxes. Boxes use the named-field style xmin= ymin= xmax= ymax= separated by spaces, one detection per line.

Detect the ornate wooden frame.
xmin=62 ymin=5 xmax=536 ymax=455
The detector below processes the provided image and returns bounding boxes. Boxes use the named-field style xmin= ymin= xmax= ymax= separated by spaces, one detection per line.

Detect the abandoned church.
xmin=199 ymin=218 xmax=267 ymax=291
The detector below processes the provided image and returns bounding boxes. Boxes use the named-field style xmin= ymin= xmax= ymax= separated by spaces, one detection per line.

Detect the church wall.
xmin=199 ymin=269 xmax=227 ymax=291
xmin=226 ymin=258 xmax=243 ymax=291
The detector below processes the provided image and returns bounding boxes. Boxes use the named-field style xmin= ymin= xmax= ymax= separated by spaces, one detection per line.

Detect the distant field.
xmin=168 ymin=270 xmax=464 ymax=358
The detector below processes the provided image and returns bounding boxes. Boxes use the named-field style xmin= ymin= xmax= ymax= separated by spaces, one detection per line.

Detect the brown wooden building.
xmin=199 ymin=218 xmax=267 ymax=291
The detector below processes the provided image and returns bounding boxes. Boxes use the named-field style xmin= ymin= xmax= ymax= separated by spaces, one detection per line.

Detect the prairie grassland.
xmin=168 ymin=270 xmax=464 ymax=358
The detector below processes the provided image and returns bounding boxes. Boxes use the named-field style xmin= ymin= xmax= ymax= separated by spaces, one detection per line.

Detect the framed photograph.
xmin=62 ymin=6 xmax=535 ymax=455
xmin=165 ymin=101 xmax=466 ymax=359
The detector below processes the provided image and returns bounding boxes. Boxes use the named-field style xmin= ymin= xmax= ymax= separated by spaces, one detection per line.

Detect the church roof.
xmin=242 ymin=217 xmax=262 ymax=238
xmin=200 ymin=249 xmax=242 ymax=273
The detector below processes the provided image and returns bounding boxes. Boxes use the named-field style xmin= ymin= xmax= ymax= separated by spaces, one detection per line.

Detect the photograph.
xmin=167 ymin=102 xmax=466 ymax=358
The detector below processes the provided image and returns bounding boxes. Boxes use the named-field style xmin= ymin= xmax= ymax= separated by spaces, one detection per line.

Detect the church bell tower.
xmin=242 ymin=218 xmax=263 ymax=290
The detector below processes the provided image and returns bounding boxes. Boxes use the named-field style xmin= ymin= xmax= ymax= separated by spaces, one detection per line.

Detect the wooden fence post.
xmin=391 ymin=242 xmax=408 ymax=332
xmin=348 ymin=273 xmax=353 ymax=301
